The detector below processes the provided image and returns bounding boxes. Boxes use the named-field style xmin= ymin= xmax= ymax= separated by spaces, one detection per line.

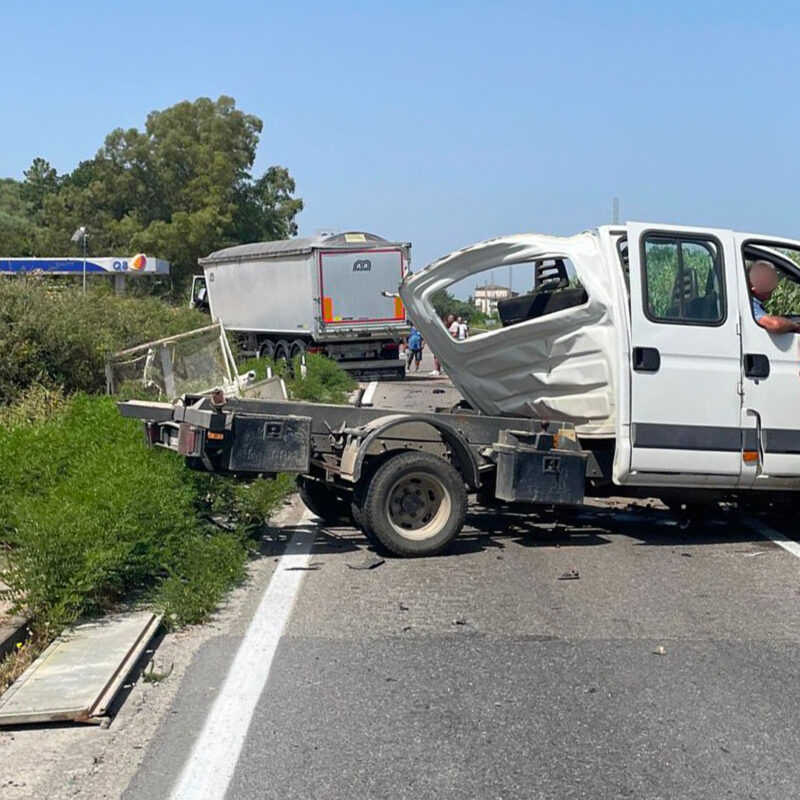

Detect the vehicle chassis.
xmin=119 ymin=395 xmax=597 ymax=556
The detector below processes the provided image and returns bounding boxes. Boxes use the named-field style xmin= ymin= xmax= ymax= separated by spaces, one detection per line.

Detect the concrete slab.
xmin=0 ymin=610 xmax=161 ymax=726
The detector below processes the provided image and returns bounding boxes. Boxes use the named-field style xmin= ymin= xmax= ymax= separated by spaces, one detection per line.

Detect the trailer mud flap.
xmin=225 ymin=414 xmax=312 ymax=474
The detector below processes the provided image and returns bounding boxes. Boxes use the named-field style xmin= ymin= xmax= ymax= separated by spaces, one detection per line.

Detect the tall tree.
xmin=12 ymin=96 xmax=303 ymax=291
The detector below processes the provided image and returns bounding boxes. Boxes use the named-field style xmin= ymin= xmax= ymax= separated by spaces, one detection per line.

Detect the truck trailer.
xmin=122 ymin=221 xmax=800 ymax=557
xmin=191 ymin=231 xmax=410 ymax=380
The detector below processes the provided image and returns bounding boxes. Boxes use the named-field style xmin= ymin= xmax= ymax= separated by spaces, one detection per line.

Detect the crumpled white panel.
xmin=400 ymin=232 xmax=618 ymax=436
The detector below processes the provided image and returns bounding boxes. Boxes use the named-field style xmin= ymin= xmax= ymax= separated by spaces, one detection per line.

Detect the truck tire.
xmin=290 ymin=339 xmax=306 ymax=359
xmin=297 ymin=476 xmax=353 ymax=525
xmin=258 ymin=340 xmax=275 ymax=359
xmin=274 ymin=340 xmax=291 ymax=370
xmin=360 ymin=451 xmax=467 ymax=556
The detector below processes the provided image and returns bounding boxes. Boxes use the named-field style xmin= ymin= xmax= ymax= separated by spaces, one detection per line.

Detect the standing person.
xmin=456 ymin=315 xmax=468 ymax=341
xmin=447 ymin=314 xmax=459 ymax=338
xmin=405 ymin=324 xmax=425 ymax=373
xmin=430 ymin=314 xmax=454 ymax=376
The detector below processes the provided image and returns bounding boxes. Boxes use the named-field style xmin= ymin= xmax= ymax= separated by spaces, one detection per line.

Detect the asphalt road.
xmin=124 ymin=360 xmax=800 ymax=800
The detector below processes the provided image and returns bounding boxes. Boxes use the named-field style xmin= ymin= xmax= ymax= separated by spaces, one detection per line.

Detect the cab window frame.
xmin=639 ymin=230 xmax=727 ymax=328
xmin=741 ymin=239 xmax=800 ymax=325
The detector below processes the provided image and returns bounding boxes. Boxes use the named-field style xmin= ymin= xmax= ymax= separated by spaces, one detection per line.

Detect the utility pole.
xmin=71 ymin=226 xmax=88 ymax=294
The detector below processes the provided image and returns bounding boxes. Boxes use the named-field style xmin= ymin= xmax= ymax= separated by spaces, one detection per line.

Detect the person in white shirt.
xmin=455 ymin=316 xmax=468 ymax=340
xmin=447 ymin=314 xmax=459 ymax=338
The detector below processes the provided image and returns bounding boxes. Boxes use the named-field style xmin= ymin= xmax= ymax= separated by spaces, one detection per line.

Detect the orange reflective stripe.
xmin=322 ymin=297 xmax=333 ymax=321
xmin=394 ymin=297 xmax=404 ymax=318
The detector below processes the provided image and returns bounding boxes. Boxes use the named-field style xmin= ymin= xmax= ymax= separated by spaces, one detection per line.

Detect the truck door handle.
xmin=632 ymin=346 xmax=660 ymax=373
xmin=744 ymin=353 xmax=770 ymax=379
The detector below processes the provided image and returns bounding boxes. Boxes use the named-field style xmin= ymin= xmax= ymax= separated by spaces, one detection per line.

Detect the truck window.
xmin=641 ymin=234 xmax=725 ymax=325
xmin=742 ymin=241 xmax=800 ymax=320
xmin=435 ymin=258 xmax=588 ymax=338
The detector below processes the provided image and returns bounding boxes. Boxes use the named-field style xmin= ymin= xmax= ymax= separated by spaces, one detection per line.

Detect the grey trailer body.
xmin=195 ymin=232 xmax=410 ymax=379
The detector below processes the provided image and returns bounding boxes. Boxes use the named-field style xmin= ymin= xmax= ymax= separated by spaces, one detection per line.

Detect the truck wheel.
xmin=361 ymin=452 xmax=467 ymax=556
xmin=274 ymin=340 xmax=291 ymax=371
xmin=297 ymin=476 xmax=352 ymax=524
xmin=258 ymin=340 xmax=275 ymax=359
xmin=290 ymin=339 xmax=306 ymax=359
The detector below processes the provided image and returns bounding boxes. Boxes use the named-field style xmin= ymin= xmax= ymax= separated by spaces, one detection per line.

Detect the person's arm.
xmin=757 ymin=314 xmax=800 ymax=334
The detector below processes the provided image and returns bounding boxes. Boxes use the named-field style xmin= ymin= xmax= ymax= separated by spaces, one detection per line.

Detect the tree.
xmin=431 ymin=288 xmax=480 ymax=322
xmin=0 ymin=178 xmax=35 ymax=255
xmin=8 ymin=96 xmax=303 ymax=292
xmin=21 ymin=158 xmax=60 ymax=214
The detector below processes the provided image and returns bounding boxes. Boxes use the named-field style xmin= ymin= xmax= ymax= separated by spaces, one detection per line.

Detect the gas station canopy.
xmin=0 ymin=254 xmax=170 ymax=276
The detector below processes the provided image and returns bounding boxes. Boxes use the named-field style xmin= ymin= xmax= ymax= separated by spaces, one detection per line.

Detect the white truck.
xmin=122 ymin=221 xmax=800 ymax=557
xmin=191 ymin=231 xmax=410 ymax=380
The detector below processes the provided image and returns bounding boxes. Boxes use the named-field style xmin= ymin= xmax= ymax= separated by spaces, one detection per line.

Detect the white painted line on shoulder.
xmin=170 ymin=512 xmax=315 ymax=800
xmin=742 ymin=514 xmax=800 ymax=560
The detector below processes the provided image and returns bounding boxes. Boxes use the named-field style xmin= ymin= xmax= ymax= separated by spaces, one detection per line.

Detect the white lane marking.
xmin=742 ymin=514 xmax=800 ymax=560
xmin=170 ymin=515 xmax=315 ymax=800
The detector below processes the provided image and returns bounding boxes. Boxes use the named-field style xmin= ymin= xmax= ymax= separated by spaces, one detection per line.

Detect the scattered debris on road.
xmin=558 ymin=568 xmax=580 ymax=581
xmin=452 ymin=617 xmax=468 ymax=626
xmin=653 ymin=645 xmax=667 ymax=656
xmin=347 ymin=555 xmax=386 ymax=571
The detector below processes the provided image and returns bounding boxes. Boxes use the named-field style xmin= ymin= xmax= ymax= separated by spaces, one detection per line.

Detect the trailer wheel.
xmin=274 ymin=340 xmax=291 ymax=371
xmin=258 ymin=340 xmax=275 ymax=359
xmin=297 ymin=476 xmax=353 ymax=525
xmin=361 ymin=452 xmax=467 ymax=556
xmin=290 ymin=339 xmax=306 ymax=359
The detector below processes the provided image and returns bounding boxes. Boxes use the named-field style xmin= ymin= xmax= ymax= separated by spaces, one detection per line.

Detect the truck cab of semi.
xmin=400 ymin=222 xmax=800 ymax=494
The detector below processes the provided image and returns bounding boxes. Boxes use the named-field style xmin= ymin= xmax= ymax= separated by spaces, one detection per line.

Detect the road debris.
xmin=0 ymin=611 xmax=161 ymax=726
xmin=653 ymin=645 xmax=667 ymax=656
xmin=557 ymin=568 xmax=580 ymax=581
xmin=452 ymin=617 xmax=467 ymax=626
xmin=347 ymin=556 xmax=385 ymax=571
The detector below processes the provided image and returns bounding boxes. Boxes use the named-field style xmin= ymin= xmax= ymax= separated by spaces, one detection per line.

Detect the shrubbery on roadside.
xmin=0 ymin=278 xmax=204 ymax=406
xmin=0 ymin=394 xmax=291 ymax=630
xmin=239 ymin=351 xmax=357 ymax=404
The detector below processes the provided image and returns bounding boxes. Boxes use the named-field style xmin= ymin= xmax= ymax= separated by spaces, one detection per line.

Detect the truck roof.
xmin=199 ymin=231 xmax=410 ymax=265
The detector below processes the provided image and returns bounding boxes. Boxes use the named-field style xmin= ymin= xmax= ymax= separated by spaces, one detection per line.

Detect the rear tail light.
xmin=383 ymin=341 xmax=399 ymax=351
xmin=144 ymin=422 xmax=160 ymax=445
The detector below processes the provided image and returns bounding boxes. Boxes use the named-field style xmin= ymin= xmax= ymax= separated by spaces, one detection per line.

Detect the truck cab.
xmin=190 ymin=275 xmax=209 ymax=313
xmin=399 ymin=222 xmax=800 ymax=494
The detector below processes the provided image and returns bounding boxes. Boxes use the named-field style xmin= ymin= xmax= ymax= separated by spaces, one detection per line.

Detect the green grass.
xmin=0 ymin=394 xmax=291 ymax=630
xmin=239 ymin=351 xmax=356 ymax=404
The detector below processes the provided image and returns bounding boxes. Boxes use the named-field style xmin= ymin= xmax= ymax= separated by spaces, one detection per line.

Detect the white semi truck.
xmin=191 ymin=231 xmax=410 ymax=380
xmin=123 ymin=221 xmax=800 ymax=557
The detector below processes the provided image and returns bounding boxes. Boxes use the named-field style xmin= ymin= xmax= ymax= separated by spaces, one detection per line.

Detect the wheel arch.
xmin=349 ymin=414 xmax=481 ymax=489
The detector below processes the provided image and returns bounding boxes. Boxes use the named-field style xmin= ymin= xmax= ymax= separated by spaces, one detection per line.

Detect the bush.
xmin=0 ymin=394 xmax=290 ymax=629
xmin=0 ymin=278 xmax=204 ymax=406
xmin=285 ymin=352 xmax=356 ymax=403
xmin=238 ymin=351 xmax=356 ymax=404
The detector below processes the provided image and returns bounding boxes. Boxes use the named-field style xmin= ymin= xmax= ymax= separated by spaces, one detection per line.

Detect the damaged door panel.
xmin=399 ymin=232 xmax=620 ymax=437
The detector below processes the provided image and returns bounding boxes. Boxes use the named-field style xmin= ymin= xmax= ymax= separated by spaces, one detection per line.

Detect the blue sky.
xmin=2 ymin=0 xmax=800 ymax=277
